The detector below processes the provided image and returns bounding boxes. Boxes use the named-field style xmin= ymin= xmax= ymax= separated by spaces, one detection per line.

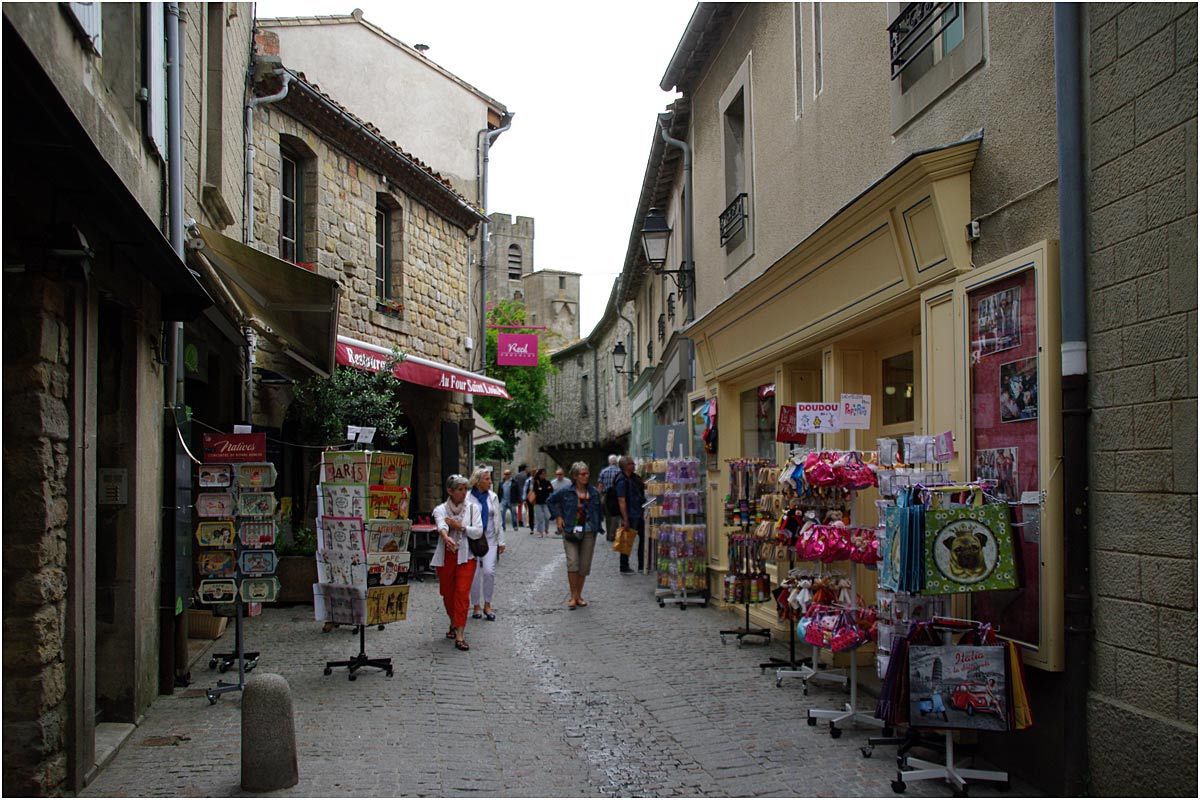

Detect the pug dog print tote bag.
xmin=923 ymin=504 xmax=1019 ymax=594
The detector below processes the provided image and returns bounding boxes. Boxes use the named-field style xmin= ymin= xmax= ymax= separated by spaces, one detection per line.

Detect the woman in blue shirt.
xmin=547 ymin=462 xmax=603 ymax=609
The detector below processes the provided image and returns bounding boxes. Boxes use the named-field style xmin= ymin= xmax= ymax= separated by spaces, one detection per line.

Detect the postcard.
xmin=238 ymin=492 xmax=277 ymax=518
xmin=367 ymin=519 xmax=411 ymax=554
xmin=316 ymin=548 xmax=367 ymax=590
xmin=369 ymin=452 xmax=413 ymax=487
xmin=321 ymin=516 xmax=366 ymax=555
xmin=196 ymin=492 xmax=236 ymax=518
xmin=236 ymin=462 xmax=278 ymax=490
xmin=367 ymin=551 xmax=411 ymax=587
xmin=368 ymin=485 xmax=410 ymax=520
xmin=196 ymin=550 xmax=236 ymax=578
xmin=366 ymin=585 xmax=410 ymax=625
xmin=320 ymin=484 xmax=367 ymax=519
xmin=197 ymin=464 xmax=233 ymax=488
xmin=322 ymin=451 xmax=370 ymax=485
xmin=198 ymin=579 xmax=238 ymax=604
xmin=195 ymin=520 xmax=236 ymax=548
xmin=313 ymin=584 xmax=366 ymax=625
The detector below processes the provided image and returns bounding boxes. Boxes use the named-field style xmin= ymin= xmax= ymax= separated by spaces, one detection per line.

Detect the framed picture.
xmin=195 ymin=521 xmax=236 ymax=548
xmin=999 ymin=357 xmax=1038 ymax=423
xmin=238 ymin=492 xmax=276 ymax=518
xmin=971 ymin=286 xmax=1021 ymax=358
xmin=973 ymin=446 xmax=1019 ymax=501
xmin=196 ymin=550 xmax=236 ymax=578
xmin=198 ymin=579 xmax=238 ymax=604
xmin=197 ymin=464 xmax=232 ymax=488
xmin=236 ymin=462 xmax=278 ymax=490
xmin=196 ymin=492 xmax=236 ymax=518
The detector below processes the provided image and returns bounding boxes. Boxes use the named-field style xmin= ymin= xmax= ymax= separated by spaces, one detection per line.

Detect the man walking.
xmin=498 ymin=468 xmax=515 ymax=532
xmin=550 ymin=467 xmax=571 ymax=494
xmin=598 ymin=454 xmax=622 ymax=541
xmin=510 ymin=464 xmax=528 ymax=530
xmin=614 ymin=456 xmax=647 ymax=574
xmin=522 ymin=467 xmax=535 ymax=533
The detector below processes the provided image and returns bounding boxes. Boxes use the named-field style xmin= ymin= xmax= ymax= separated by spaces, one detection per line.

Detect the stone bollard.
xmin=241 ymin=673 xmax=299 ymax=792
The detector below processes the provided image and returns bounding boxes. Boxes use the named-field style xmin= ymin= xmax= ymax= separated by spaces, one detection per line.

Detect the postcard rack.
xmin=650 ymin=454 xmax=708 ymax=610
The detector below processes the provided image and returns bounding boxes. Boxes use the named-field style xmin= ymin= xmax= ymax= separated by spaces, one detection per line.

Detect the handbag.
xmin=612 ymin=526 xmax=636 ymax=555
xmin=467 ymin=504 xmax=489 ymax=558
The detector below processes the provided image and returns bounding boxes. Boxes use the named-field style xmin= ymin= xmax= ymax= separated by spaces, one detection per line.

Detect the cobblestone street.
xmin=83 ymin=531 xmax=1030 ymax=797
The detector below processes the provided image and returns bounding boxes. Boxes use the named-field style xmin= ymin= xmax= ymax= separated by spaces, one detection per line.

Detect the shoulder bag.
xmin=467 ymin=503 xmax=489 ymax=558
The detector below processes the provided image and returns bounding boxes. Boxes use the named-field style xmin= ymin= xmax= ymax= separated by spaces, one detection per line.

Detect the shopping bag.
xmin=612 ymin=526 xmax=636 ymax=556
xmin=908 ymin=643 xmax=1009 ymax=730
xmin=923 ymin=503 xmax=1019 ymax=594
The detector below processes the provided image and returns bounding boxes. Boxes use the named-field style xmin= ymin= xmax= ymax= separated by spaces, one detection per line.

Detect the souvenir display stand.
xmin=315 ymin=449 xmax=414 ymax=681
xmin=647 ymin=457 xmax=708 ymax=609
xmin=718 ymin=459 xmax=775 ymax=647
xmin=194 ymin=453 xmax=281 ymax=705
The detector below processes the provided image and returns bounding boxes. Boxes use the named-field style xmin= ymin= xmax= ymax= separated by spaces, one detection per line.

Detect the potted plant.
xmin=275 ymin=526 xmax=318 ymax=603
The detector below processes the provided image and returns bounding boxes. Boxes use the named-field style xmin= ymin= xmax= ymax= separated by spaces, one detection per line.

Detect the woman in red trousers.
xmin=432 ymin=474 xmax=484 ymax=651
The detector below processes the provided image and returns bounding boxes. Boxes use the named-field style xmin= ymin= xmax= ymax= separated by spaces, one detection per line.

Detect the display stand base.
xmin=323 ymin=624 xmax=392 ymax=681
xmin=656 ymin=588 xmax=707 ymax=609
xmin=208 ymin=651 xmax=259 ymax=674
xmin=892 ymin=732 xmax=1009 ymax=795
xmin=798 ymin=663 xmax=848 ymax=694
xmin=719 ymin=627 xmax=772 ymax=646
xmin=806 ymin=704 xmax=885 ymax=738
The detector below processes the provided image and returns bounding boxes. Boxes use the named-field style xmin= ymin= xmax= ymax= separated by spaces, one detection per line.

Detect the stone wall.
xmin=2 ymin=277 xmax=73 ymax=796
xmin=520 ymin=270 xmax=581 ymax=344
xmin=1085 ymin=3 xmax=1197 ymax=796
xmin=485 ymin=212 xmax=534 ymax=302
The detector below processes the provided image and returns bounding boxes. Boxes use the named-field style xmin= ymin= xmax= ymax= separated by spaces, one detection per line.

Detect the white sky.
xmin=253 ymin=0 xmax=695 ymax=335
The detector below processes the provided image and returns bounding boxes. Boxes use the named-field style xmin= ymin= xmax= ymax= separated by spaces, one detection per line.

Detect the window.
xmin=723 ymin=90 xmax=746 ymax=205
xmin=889 ymin=2 xmax=983 ymax=130
xmin=793 ymin=3 xmax=804 ymax=115
xmin=882 ymin=351 xmax=915 ymax=426
xmin=201 ymin=4 xmax=224 ymax=187
xmin=897 ymin=3 xmax=964 ymax=91
xmin=658 ymin=314 xmax=666 ymax=342
xmin=375 ymin=204 xmax=392 ymax=300
xmin=65 ymin=2 xmax=103 ymax=54
xmin=667 ymin=292 xmax=676 ymax=322
xmin=280 ymin=152 xmax=301 ymax=263
xmin=741 ymin=384 xmax=776 ymax=461
xmin=558 ymin=275 xmax=565 ymax=291
xmin=718 ymin=54 xmax=754 ymax=267
xmin=507 ymin=245 xmax=522 ymax=280
xmin=813 ymin=3 xmax=824 ymax=96
xmin=581 ymin=374 xmax=589 ymax=417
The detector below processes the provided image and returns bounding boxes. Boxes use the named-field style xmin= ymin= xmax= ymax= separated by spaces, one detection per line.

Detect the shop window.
xmin=882 ymin=351 xmax=915 ymax=426
xmin=740 ymin=383 xmax=775 ymax=461
xmin=507 ymin=244 xmax=522 ymax=280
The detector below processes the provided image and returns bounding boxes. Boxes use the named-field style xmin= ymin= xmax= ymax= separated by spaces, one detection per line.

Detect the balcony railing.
xmin=658 ymin=314 xmax=666 ymax=342
xmin=719 ymin=192 xmax=748 ymax=246
xmin=887 ymin=2 xmax=957 ymax=78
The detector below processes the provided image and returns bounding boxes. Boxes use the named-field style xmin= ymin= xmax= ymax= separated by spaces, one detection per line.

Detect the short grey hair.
xmin=445 ymin=474 xmax=469 ymax=492
xmin=618 ymin=455 xmax=634 ymax=469
xmin=468 ymin=466 xmax=493 ymax=488
xmin=608 ymin=454 xmax=619 ymax=465
xmin=569 ymin=461 xmax=590 ymax=481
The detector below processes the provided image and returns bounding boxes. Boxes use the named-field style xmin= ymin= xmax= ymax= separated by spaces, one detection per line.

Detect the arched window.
xmin=507 ymin=244 xmax=522 ymax=280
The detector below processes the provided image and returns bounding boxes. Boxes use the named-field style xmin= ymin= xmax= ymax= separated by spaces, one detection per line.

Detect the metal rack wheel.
xmin=953 ymin=787 xmax=968 ymax=797
xmin=658 ymin=600 xmax=665 ymax=608
xmin=206 ymin=690 xmax=218 ymax=705
xmin=386 ymin=668 xmax=394 ymax=677
xmin=806 ymin=715 xmax=817 ymax=726
xmin=830 ymin=725 xmax=842 ymax=739
xmin=891 ymin=779 xmax=906 ymax=793
xmin=323 ymin=667 xmax=332 ymax=676
xmin=208 ymin=657 xmax=218 ymax=670
xmin=861 ymin=746 xmax=873 ymax=758
xmin=348 ymin=672 xmax=357 ymax=681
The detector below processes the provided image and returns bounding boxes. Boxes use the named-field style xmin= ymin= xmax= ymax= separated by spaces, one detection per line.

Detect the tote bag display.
xmin=923 ymin=504 xmax=1019 ymax=594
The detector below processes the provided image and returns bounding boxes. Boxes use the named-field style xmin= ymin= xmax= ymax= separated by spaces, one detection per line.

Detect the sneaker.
xmin=620 ymin=568 xmax=635 ymax=575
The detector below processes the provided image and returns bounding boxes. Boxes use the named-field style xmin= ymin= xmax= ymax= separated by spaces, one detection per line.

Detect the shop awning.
xmin=472 ymin=411 xmax=503 ymax=447
xmin=336 ymin=335 xmax=511 ymax=400
xmin=196 ymin=226 xmax=341 ymax=377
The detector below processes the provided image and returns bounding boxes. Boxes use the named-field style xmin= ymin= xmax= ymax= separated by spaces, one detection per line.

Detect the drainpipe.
xmin=659 ymin=115 xmax=694 ymax=323
xmin=1054 ymin=4 xmax=1090 ymax=795
xmin=477 ymin=113 xmax=515 ymax=374
xmin=166 ymin=3 xmax=185 ymax=406
xmin=243 ymin=69 xmax=293 ymax=245
xmin=614 ymin=272 xmax=636 ymax=404
xmin=590 ymin=341 xmax=600 ymax=446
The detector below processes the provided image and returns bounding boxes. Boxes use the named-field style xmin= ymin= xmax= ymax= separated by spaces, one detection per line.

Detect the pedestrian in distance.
xmin=512 ymin=464 xmax=528 ymax=529
xmin=615 ymin=456 xmax=647 ymax=574
xmin=467 ymin=466 xmax=505 ymax=621
xmin=531 ymin=467 xmax=555 ymax=537
xmin=523 ymin=468 xmax=536 ymax=533
xmin=550 ymin=466 xmax=571 ymax=494
xmin=547 ymin=462 xmax=603 ymax=609
xmin=432 ymin=474 xmax=484 ymax=651
xmin=498 ymin=468 xmax=515 ymax=532
xmin=598 ymin=454 xmax=622 ymax=542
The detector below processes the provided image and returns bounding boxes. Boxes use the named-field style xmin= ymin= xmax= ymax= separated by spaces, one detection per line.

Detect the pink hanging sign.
xmin=496 ymin=334 xmax=539 ymax=367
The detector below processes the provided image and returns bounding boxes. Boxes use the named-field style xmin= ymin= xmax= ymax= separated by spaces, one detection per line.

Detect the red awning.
xmin=335 ymin=336 xmax=510 ymax=400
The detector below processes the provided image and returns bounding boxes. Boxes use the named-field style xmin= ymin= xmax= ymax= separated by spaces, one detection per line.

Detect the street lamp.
xmin=611 ymin=341 xmax=628 ymax=374
xmin=640 ymin=207 xmax=671 ymax=267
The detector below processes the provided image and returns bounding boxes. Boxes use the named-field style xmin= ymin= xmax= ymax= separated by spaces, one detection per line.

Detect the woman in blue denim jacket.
xmin=547 ymin=462 xmax=603 ymax=609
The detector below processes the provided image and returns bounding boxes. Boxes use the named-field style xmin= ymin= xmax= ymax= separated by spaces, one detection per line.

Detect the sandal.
xmin=471 ymin=611 xmax=483 ymax=620
xmin=576 ymin=600 xmax=589 ymax=608
xmin=446 ymin=627 xmax=457 ymax=639
xmin=567 ymin=599 xmax=577 ymax=609
xmin=484 ymin=612 xmax=496 ymax=621
xmin=454 ymin=640 xmax=470 ymax=651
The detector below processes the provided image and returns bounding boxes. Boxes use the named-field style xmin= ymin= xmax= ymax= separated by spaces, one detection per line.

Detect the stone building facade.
xmin=1084 ymin=3 xmax=1197 ymax=795
xmin=248 ymin=54 xmax=489 ymax=514
xmin=520 ymin=268 xmax=582 ymax=344
xmin=485 ymin=212 xmax=535 ymax=302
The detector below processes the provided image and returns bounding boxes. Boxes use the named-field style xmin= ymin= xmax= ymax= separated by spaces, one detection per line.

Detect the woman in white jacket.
xmin=466 ymin=467 xmax=506 ymax=621
xmin=432 ymin=474 xmax=484 ymax=651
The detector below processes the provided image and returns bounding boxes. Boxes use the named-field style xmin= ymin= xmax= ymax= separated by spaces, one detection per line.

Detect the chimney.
xmin=254 ymin=29 xmax=280 ymax=57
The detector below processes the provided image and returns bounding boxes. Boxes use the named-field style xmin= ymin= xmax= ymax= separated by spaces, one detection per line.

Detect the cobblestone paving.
xmin=83 ymin=530 xmax=1034 ymax=797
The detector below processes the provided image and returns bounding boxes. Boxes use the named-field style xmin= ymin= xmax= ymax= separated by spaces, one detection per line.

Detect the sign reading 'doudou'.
xmin=496 ymin=333 xmax=539 ymax=367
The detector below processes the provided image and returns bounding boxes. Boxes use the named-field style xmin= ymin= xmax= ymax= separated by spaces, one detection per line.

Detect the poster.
xmin=239 ymin=520 xmax=277 ymax=548
xmin=367 ymin=519 xmax=411 ymax=554
xmin=999 ymin=357 xmax=1038 ymax=422
xmin=195 ymin=521 xmax=236 ymax=548
xmin=236 ymin=462 xmax=278 ymax=489
xmin=369 ymin=452 xmax=414 ymax=487
xmin=196 ymin=550 xmax=236 ymax=578
xmin=775 ymin=406 xmax=809 ymax=444
xmin=320 ymin=484 xmax=367 ymax=519
xmin=924 ymin=505 xmax=1019 ymax=594
xmin=968 ymin=268 xmax=1041 ymax=648
xmin=198 ymin=579 xmax=238 ymax=604
xmin=322 ymin=451 xmax=369 ymax=484
xmin=366 ymin=585 xmax=410 ymax=624
xmin=238 ymin=491 xmax=277 ymax=518
xmin=368 ymin=485 xmax=410 ymax=520
xmin=908 ymin=644 xmax=1008 ymax=731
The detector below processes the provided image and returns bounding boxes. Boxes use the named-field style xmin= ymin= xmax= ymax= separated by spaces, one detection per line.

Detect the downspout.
xmin=243 ymin=69 xmax=293 ymax=245
xmin=166 ymin=2 xmax=185 ymax=406
xmin=615 ymin=272 xmax=636 ymax=403
xmin=1054 ymin=4 xmax=1090 ymax=795
xmin=659 ymin=116 xmax=694 ymax=323
xmin=477 ymin=113 xmax=515 ymax=374
xmin=591 ymin=341 xmax=600 ymax=446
